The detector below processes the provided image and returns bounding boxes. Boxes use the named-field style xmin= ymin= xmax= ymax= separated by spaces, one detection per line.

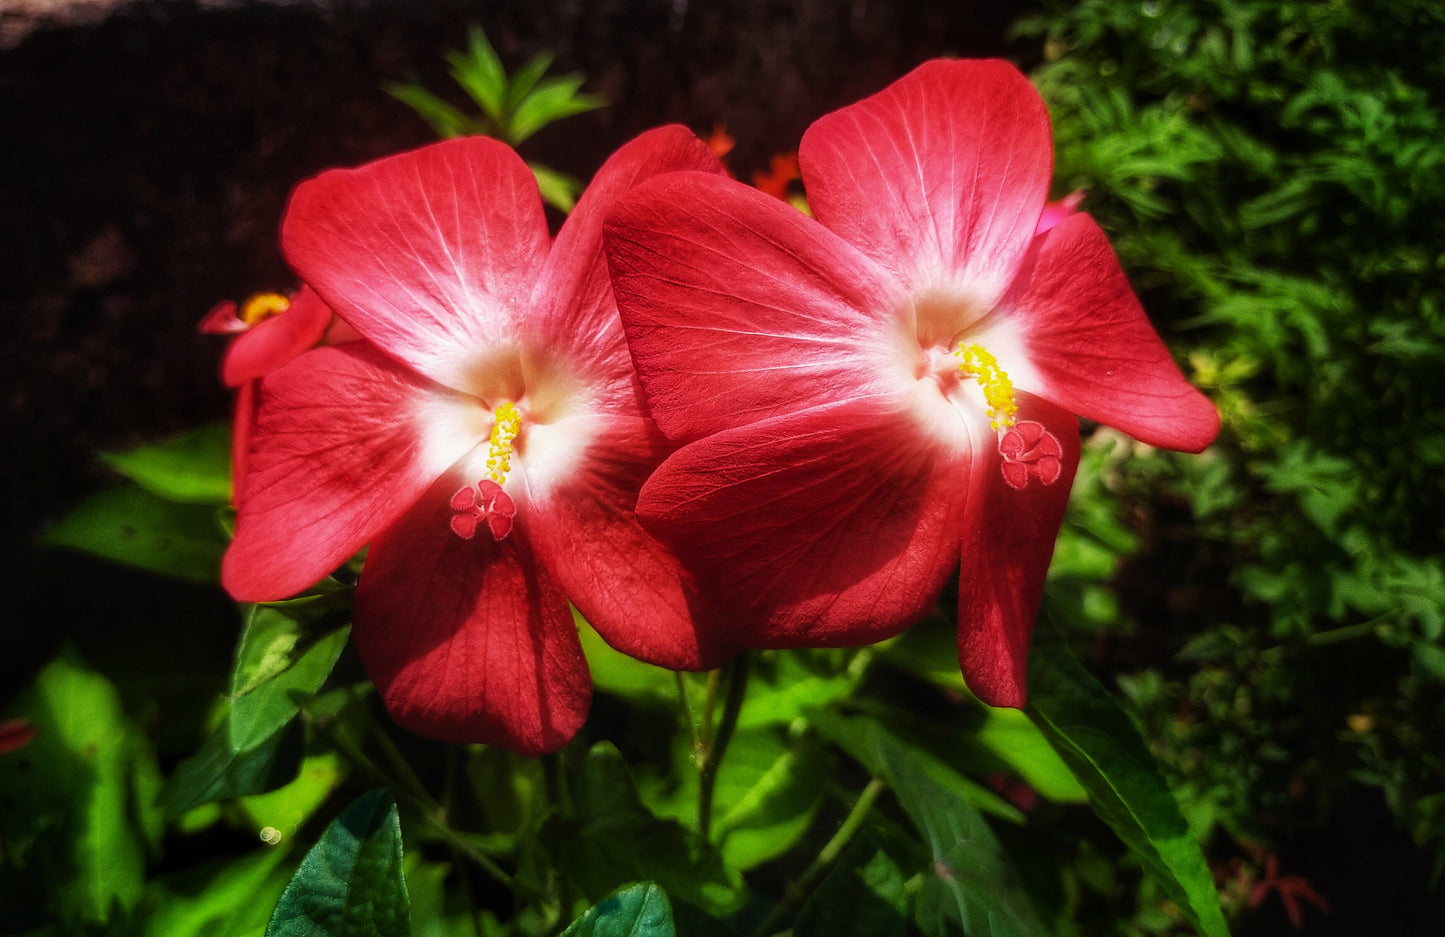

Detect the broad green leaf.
xmin=813 ymin=713 xmax=1048 ymax=937
xmin=714 ymin=729 xmax=825 ymax=870
xmin=736 ymin=651 xmax=857 ymax=731
xmin=794 ymin=838 xmax=910 ymax=937
xmin=974 ymin=707 xmax=1087 ymax=804
xmin=559 ymin=883 xmax=675 ymax=937
xmin=0 ymin=652 xmax=159 ymax=927
xmin=547 ymin=743 xmax=746 ymax=916
xmin=141 ymin=846 xmax=294 ymax=937
xmin=162 ymin=720 xmax=304 ymax=820
xmin=267 ymin=790 xmax=410 ymax=937
xmin=44 ymin=482 xmax=227 ymax=581
xmin=814 ymin=711 xmax=1024 ymax=825
xmin=1025 ymin=622 xmax=1231 ymax=937
xmin=240 ymin=750 xmax=350 ymax=846
xmin=229 ymin=604 xmax=349 ymax=752
xmin=102 ymin=423 xmax=232 ymax=504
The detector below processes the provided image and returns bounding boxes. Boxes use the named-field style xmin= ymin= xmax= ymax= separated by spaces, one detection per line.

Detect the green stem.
xmin=677 ymin=670 xmax=701 ymax=754
xmin=750 ymin=778 xmax=887 ymax=937
xmin=698 ymin=652 xmax=751 ymax=841
xmin=350 ymin=686 xmax=441 ymax=815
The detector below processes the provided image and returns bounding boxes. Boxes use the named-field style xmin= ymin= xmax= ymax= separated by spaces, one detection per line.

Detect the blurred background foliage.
xmin=1019 ymin=0 xmax=1445 ymax=912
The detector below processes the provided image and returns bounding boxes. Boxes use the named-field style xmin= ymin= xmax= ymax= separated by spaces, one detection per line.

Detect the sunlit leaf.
xmin=559 ymin=883 xmax=675 ymax=937
xmin=1025 ymin=622 xmax=1231 ymax=937
xmin=229 ymin=604 xmax=349 ymax=752
xmin=714 ymin=729 xmax=825 ymax=870
xmin=102 ymin=423 xmax=232 ymax=504
xmin=266 ymin=790 xmax=410 ymax=937
xmin=141 ymin=846 xmax=294 ymax=937
xmin=0 ymin=652 xmax=159 ymax=927
xmin=531 ymin=162 xmax=583 ymax=213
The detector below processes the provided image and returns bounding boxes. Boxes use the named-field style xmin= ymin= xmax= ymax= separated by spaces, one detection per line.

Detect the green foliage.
xmin=1026 ymin=622 xmax=1230 ymax=937
xmin=0 ymin=653 xmax=162 ymax=931
xmin=44 ymin=481 xmax=228 ymax=581
xmin=388 ymin=25 xmax=604 ymax=212
xmin=266 ymin=790 xmax=410 ymax=937
xmin=1015 ymin=0 xmax=1445 ymax=903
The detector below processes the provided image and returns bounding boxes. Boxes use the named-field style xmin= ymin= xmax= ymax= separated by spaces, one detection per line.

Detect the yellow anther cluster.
xmin=239 ymin=292 xmax=291 ymax=326
xmin=955 ymin=343 xmax=1018 ymax=431
xmin=485 ymin=402 xmax=522 ymax=484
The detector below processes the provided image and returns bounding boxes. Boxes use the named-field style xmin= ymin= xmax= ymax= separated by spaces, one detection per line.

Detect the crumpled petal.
xmin=219 ymin=285 xmax=334 ymax=387
xmin=223 ymin=344 xmax=480 ymax=601
xmin=956 ymin=394 xmax=1081 ymax=708
xmin=281 ymin=136 xmax=552 ymax=396
xmin=353 ymin=473 xmax=589 ymax=754
xmin=526 ymin=125 xmax=724 ymax=398
xmin=523 ymin=414 xmax=739 ymax=671
xmin=637 ymin=398 xmax=970 ymax=648
xmin=800 ymin=59 xmax=1053 ymax=307
xmin=605 ymin=171 xmax=905 ymax=444
xmin=1002 ymin=213 xmax=1220 ymax=451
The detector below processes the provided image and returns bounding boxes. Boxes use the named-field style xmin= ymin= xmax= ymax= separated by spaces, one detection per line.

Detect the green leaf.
xmin=0 ymin=652 xmax=160 ymax=927
xmin=267 ymin=790 xmax=410 ymax=937
xmin=559 ymin=883 xmax=675 ymax=937
xmin=102 ymin=423 xmax=232 ymax=504
xmin=229 ymin=605 xmax=349 ymax=752
xmin=386 ymin=82 xmax=475 ymax=139
xmin=576 ymin=611 xmax=676 ymax=705
xmin=162 ymin=720 xmax=305 ymax=821
xmin=713 ymin=729 xmax=825 ymax=870
xmin=973 ymin=707 xmax=1088 ymax=804
xmin=44 ymin=482 xmax=227 ymax=581
xmin=736 ymin=651 xmax=858 ymax=731
xmin=794 ymin=838 xmax=910 ymax=937
xmin=507 ymin=76 xmax=604 ymax=145
xmin=1025 ymin=622 xmax=1231 ymax=937
xmin=240 ymin=750 xmax=350 ymax=846
xmin=141 ymin=846 xmax=294 ymax=937
xmin=447 ymin=26 xmax=508 ymax=123
xmin=813 ymin=714 xmax=1048 ymax=937
xmin=530 ymin=162 xmax=583 ymax=213
xmin=547 ymin=743 xmax=746 ymax=916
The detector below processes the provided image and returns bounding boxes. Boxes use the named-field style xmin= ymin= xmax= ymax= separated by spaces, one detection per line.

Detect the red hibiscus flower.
xmin=199 ymin=286 xmax=335 ymax=493
xmin=603 ymin=59 xmax=1219 ymax=707
xmin=223 ymin=127 xmax=734 ymax=753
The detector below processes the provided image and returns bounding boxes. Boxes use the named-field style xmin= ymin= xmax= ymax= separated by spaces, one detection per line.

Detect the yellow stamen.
xmin=954 ymin=343 xmax=1018 ymax=431
xmin=239 ymin=292 xmax=291 ymax=326
xmin=484 ymin=402 xmax=522 ymax=484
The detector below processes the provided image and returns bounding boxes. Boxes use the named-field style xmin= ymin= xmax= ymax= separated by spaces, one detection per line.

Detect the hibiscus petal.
xmin=524 ymin=414 xmax=740 ymax=671
xmin=1003 ymin=213 xmax=1220 ymax=451
xmin=605 ymin=172 xmax=906 ymax=443
xmin=219 ymin=285 xmax=333 ymax=387
xmin=956 ymin=394 xmax=1080 ymax=708
xmin=281 ymin=136 xmax=551 ymax=395
xmin=800 ymin=59 xmax=1053 ymax=308
xmin=526 ymin=126 xmax=724 ymax=398
xmin=637 ymin=399 xmax=970 ymax=648
xmin=229 ymin=379 xmax=257 ymax=497
xmin=223 ymin=343 xmax=481 ymax=601
xmin=353 ymin=473 xmax=590 ymax=754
